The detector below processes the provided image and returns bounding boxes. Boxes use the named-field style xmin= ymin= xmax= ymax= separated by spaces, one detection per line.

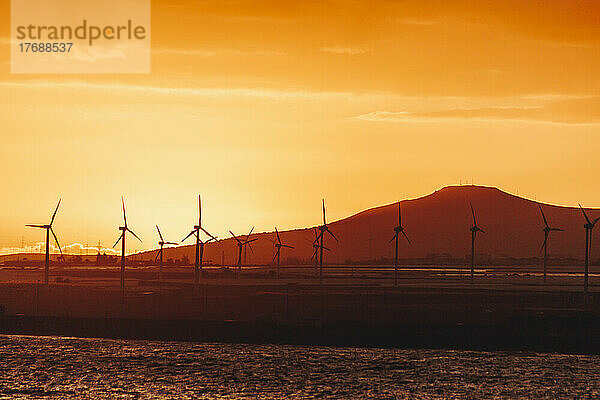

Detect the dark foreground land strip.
xmin=2 ymin=312 xmax=600 ymax=354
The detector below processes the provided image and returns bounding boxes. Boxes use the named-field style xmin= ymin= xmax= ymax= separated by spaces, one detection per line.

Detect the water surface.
xmin=0 ymin=335 xmax=598 ymax=399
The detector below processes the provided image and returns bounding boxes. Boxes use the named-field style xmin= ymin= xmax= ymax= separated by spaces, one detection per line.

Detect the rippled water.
xmin=0 ymin=335 xmax=599 ymax=399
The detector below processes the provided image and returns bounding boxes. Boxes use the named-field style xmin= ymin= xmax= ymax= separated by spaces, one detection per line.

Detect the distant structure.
xmin=389 ymin=202 xmax=410 ymax=286
xmin=182 ymin=195 xmax=217 ymax=289
xmin=538 ymin=205 xmax=563 ymax=283
xmin=112 ymin=197 xmax=142 ymax=306
xmin=155 ymin=225 xmax=178 ymax=282
xmin=272 ymin=227 xmax=293 ymax=279
xmin=230 ymin=227 xmax=258 ymax=278
xmin=26 ymin=199 xmax=63 ymax=285
xmin=469 ymin=203 xmax=485 ymax=284
xmin=310 ymin=228 xmax=326 ymax=276
xmin=316 ymin=199 xmax=338 ymax=285
xmin=579 ymin=204 xmax=600 ymax=294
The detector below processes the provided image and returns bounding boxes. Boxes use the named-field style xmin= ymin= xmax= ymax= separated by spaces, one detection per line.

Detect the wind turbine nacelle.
xmin=119 ymin=226 xmax=127 ymax=231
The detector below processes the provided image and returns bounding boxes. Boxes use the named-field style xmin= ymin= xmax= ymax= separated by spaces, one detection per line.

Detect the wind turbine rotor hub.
xmin=119 ymin=226 xmax=126 ymax=231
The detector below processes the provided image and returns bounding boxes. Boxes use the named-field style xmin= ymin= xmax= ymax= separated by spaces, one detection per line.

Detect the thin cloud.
xmin=154 ymin=48 xmax=286 ymax=57
xmin=321 ymin=47 xmax=369 ymax=55
xmin=354 ymin=99 xmax=600 ymax=125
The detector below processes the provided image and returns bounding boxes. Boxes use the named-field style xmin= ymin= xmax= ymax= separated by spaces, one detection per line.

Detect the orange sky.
xmin=0 ymin=0 xmax=599 ymax=254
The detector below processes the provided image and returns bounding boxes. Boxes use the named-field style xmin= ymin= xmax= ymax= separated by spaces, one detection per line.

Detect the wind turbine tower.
xmin=389 ymin=202 xmax=410 ymax=287
xmin=155 ymin=225 xmax=178 ymax=282
xmin=182 ymin=195 xmax=217 ymax=289
xmin=272 ymin=227 xmax=293 ymax=279
xmin=230 ymin=227 xmax=258 ymax=278
xmin=469 ymin=203 xmax=485 ymax=284
xmin=316 ymin=199 xmax=338 ymax=285
xmin=538 ymin=205 xmax=563 ymax=283
xmin=26 ymin=199 xmax=63 ymax=285
xmin=579 ymin=205 xmax=600 ymax=294
xmin=113 ymin=197 xmax=142 ymax=305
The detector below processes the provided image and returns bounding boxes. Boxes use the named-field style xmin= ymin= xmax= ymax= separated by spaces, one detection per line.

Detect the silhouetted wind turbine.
xmin=182 ymin=195 xmax=217 ymax=288
xmin=113 ymin=197 xmax=142 ymax=305
xmin=272 ymin=227 xmax=293 ymax=279
xmin=469 ymin=203 xmax=485 ymax=284
xmin=579 ymin=204 xmax=600 ymax=294
xmin=317 ymin=199 xmax=338 ymax=284
xmin=311 ymin=228 xmax=320 ymax=276
xmin=389 ymin=202 xmax=410 ymax=286
xmin=230 ymin=227 xmax=258 ymax=278
xmin=155 ymin=225 xmax=178 ymax=282
xmin=26 ymin=199 xmax=63 ymax=285
xmin=538 ymin=205 xmax=563 ymax=283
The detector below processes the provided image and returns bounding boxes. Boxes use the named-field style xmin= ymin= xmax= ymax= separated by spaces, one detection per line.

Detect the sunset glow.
xmin=1 ymin=0 xmax=599 ymax=254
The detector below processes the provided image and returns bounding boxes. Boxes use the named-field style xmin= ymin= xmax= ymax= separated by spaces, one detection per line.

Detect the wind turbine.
xmin=317 ymin=199 xmax=338 ymax=285
xmin=311 ymin=228 xmax=320 ymax=276
xmin=113 ymin=197 xmax=142 ymax=304
xmin=230 ymin=227 xmax=258 ymax=278
xmin=579 ymin=204 xmax=600 ymax=294
xmin=182 ymin=195 xmax=217 ymax=288
xmin=538 ymin=205 xmax=563 ymax=283
xmin=389 ymin=202 xmax=410 ymax=287
xmin=469 ymin=203 xmax=485 ymax=284
xmin=272 ymin=227 xmax=293 ymax=279
xmin=155 ymin=225 xmax=178 ymax=282
xmin=26 ymin=199 xmax=63 ymax=285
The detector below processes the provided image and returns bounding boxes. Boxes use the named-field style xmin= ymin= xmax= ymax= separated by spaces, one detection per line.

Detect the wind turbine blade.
xmin=322 ymin=199 xmax=326 ymax=225
xmin=26 ymin=224 xmax=46 ymax=228
xmin=470 ymin=203 xmax=477 ymax=226
xmin=154 ymin=248 xmax=161 ymax=262
xmin=182 ymin=230 xmax=195 ymax=242
xmin=200 ymin=227 xmax=217 ymax=241
xmin=113 ymin=233 xmax=124 ymax=248
xmin=580 ymin=204 xmax=592 ymax=224
xmin=246 ymin=226 xmax=254 ymax=239
xmin=275 ymin=227 xmax=281 ymax=244
xmin=282 ymin=244 xmax=294 ymax=249
xmin=323 ymin=246 xmax=331 ymax=251
xmin=156 ymin=225 xmax=164 ymax=242
xmin=540 ymin=237 xmax=547 ymax=254
xmin=401 ymin=230 xmax=411 ymax=245
xmin=313 ymin=228 xmax=319 ymax=240
xmin=272 ymin=248 xmax=280 ymax=263
xmin=50 ymin=227 xmax=62 ymax=255
xmin=165 ymin=242 xmax=179 ymax=246
xmin=551 ymin=228 xmax=564 ymax=232
xmin=247 ymin=242 xmax=254 ymax=255
xmin=389 ymin=233 xmax=398 ymax=243
xmin=50 ymin=198 xmax=61 ymax=226
xmin=198 ymin=194 xmax=202 ymax=227
xmin=229 ymin=231 xmax=242 ymax=244
xmin=538 ymin=205 xmax=549 ymax=228
xmin=122 ymin=196 xmax=127 ymax=227
xmin=246 ymin=238 xmax=259 ymax=244
xmin=478 ymin=228 xmax=486 ymax=234
xmin=327 ymin=229 xmax=338 ymax=242
xmin=594 ymin=216 xmax=600 ymax=226
xmin=127 ymin=228 xmax=142 ymax=243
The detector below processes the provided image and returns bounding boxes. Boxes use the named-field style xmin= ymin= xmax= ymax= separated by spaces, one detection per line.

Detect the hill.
xmin=138 ymin=185 xmax=600 ymax=265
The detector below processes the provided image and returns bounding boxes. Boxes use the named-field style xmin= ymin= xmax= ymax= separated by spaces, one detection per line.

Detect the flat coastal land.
xmin=1 ymin=264 xmax=600 ymax=353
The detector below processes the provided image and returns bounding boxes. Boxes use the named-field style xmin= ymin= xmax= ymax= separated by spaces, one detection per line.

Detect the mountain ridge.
xmin=137 ymin=185 xmax=600 ymax=266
